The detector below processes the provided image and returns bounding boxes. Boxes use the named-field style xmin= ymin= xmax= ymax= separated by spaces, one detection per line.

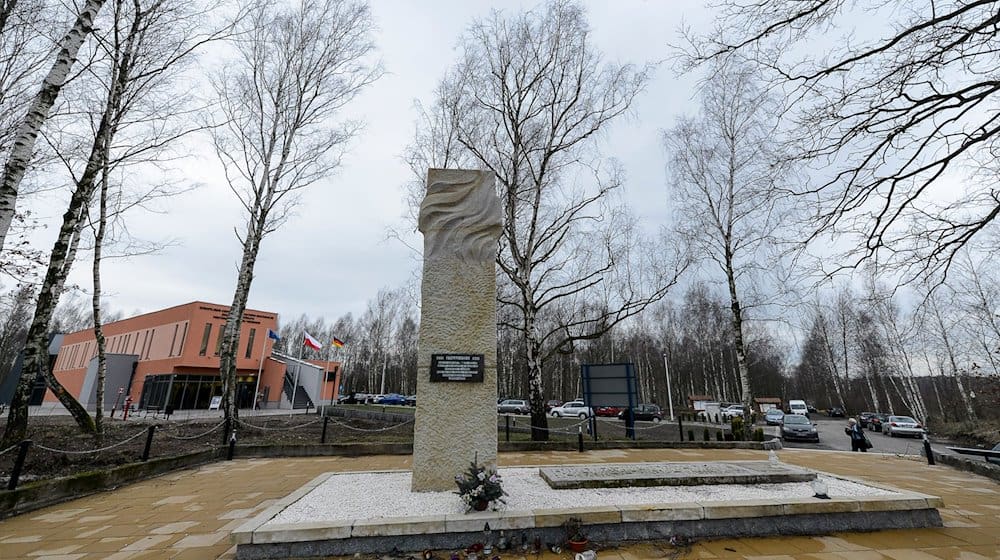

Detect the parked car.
xmin=550 ymin=401 xmax=593 ymax=418
xmin=788 ymin=399 xmax=809 ymax=418
xmin=595 ymin=405 xmax=623 ymax=417
xmin=764 ymin=408 xmax=785 ymax=425
xmin=989 ymin=442 xmax=1000 ymax=466
xmin=545 ymin=399 xmax=563 ymax=412
xmin=869 ymin=413 xmax=890 ymax=433
xmin=620 ymin=404 xmax=663 ymax=422
xmin=720 ymin=405 xmax=747 ymax=420
xmin=858 ymin=411 xmax=876 ymax=427
xmin=885 ymin=415 xmax=925 ymax=438
xmin=807 ymin=404 xmax=818 ymax=414
xmin=780 ymin=414 xmax=819 ymax=442
xmin=375 ymin=393 xmax=407 ymax=405
xmin=498 ymin=399 xmax=530 ymax=414
xmin=404 ymin=395 xmax=416 ymax=406
xmin=828 ymin=406 xmax=846 ymax=418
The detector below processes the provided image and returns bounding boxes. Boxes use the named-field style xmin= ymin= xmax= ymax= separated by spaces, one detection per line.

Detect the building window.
xmin=144 ymin=329 xmax=155 ymax=360
xmin=214 ymin=324 xmax=224 ymax=356
xmin=169 ymin=324 xmax=179 ymax=356
xmin=79 ymin=343 xmax=90 ymax=367
xmin=245 ymin=328 xmax=256 ymax=359
xmin=178 ymin=322 xmax=188 ymax=356
xmin=199 ymin=323 xmax=212 ymax=356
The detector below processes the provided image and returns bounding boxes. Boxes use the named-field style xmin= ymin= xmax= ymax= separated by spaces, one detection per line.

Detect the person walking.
xmin=846 ymin=418 xmax=868 ymax=452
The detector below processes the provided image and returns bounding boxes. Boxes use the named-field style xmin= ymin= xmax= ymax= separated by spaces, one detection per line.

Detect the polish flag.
xmin=303 ymin=332 xmax=322 ymax=350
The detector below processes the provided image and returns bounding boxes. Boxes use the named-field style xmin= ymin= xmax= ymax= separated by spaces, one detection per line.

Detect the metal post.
xmin=923 ymin=435 xmax=935 ymax=465
xmin=662 ymin=353 xmax=675 ymax=421
xmin=227 ymin=429 xmax=237 ymax=460
xmin=678 ymin=415 xmax=684 ymax=442
xmin=253 ymin=334 xmax=271 ymax=412
xmin=505 ymin=415 xmax=510 ymax=442
xmin=141 ymin=425 xmax=156 ymax=461
xmin=7 ymin=440 xmax=31 ymax=491
xmin=321 ymin=416 xmax=330 ymax=444
xmin=577 ymin=427 xmax=584 ymax=453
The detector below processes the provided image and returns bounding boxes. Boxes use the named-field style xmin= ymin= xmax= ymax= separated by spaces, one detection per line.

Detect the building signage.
xmin=429 ymin=354 xmax=484 ymax=382
xmin=209 ymin=396 xmax=222 ymax=410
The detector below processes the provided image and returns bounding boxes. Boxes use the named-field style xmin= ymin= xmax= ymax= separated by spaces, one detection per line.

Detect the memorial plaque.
xmin=429 ymin=354 xmax=484 ymax=382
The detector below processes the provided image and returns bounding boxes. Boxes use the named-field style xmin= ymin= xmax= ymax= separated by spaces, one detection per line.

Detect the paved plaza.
xmin=0 ymin=448 xmax=997 ymax=559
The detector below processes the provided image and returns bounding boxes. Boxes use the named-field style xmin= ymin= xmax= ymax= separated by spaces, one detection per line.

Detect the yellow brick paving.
xmin=0 ymin=449 xmax=997 ymax=559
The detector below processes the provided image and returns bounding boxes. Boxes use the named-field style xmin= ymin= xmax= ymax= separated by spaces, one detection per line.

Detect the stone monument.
xmin=411 ymin=169 xmax=502 ymax=492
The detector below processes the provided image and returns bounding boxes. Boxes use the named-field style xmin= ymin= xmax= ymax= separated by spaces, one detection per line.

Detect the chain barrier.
xmin=325 ymin=416 xmax=414 ymax=432
xmin=158 ymin=420 xmax=227 ymax=440
xmin=0 ymin=443 xmax=19 ymax=457
xmin=631 ymin=420 xmax=676 ymax=431
xmin=499 ymin=415 xmax=592 ymax=434
xmin=236 ymin=416 xmax=325 ymax=431
xmin=32 ymin=427 xmax=149 ymax=455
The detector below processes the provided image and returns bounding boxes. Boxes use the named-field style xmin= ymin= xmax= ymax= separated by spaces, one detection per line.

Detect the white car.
xmin=720 ymin=405 xmax=747 ymax=420
xmin=885 ymin=415 xmax=925 ymax=438
xmin=550 ymin=401 xmax=593 ymax=418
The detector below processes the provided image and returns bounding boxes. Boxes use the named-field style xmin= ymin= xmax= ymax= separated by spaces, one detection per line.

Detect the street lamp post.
xmin=662 ymin=353 xmax=675 ymax=421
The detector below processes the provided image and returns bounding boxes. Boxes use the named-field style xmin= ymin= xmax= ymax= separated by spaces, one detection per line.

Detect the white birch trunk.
xmin=0 ymin=0 xmax=107 ymax=252
xmin=91 ymin=154 xmax=110 ymax=436
xmin=930 ymin=299 xmax=976 ymax=420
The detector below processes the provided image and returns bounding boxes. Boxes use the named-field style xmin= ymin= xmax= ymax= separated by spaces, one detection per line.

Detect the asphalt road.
xmin=776 ymin=416 xmax=958 ymax=459
xmin=499 ymin=410 xmax=967 ymax=460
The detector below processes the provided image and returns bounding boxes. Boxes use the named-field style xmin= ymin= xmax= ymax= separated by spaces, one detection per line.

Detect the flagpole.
xmin=322 ymin=343 xmax=332 ymax=416
xmin=290 ymin=337 xmax=303 ymax=416
xmin=252 ymin=332 xmax=269 ymax=413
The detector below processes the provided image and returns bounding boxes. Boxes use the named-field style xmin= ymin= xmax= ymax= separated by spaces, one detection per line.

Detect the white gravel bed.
xmin=267 ymin=467 xmax=896 ymax=526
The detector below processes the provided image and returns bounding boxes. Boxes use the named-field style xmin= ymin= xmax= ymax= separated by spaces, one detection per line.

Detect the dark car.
xmin=780 ymin=414 xmax=819 ymax=442
xmin=988 ymin=443 xmax=1000 ymax=466
xmin=869 ymin=413 xmax=890 ymax=432
xmin=620 ymin=404 xmax=663 ymax=423
xmin=545 ymin=399 xmax=563 ymax=412
xmin=858 ymin=411 xmax=876 ymax=427
xmin=375 ymin=393 xmax=408 ymax=405
xmin=404 ymin=395 xmax=416 ymax=406
xmin=828 ymin=406 xmax=846 ymax=418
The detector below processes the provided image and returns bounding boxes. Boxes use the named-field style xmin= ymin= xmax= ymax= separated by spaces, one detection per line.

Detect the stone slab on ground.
xmin=230 ymin=464 xmax=944 ymax=559
xmin=538 ymin=460 xmax=816 ymax=489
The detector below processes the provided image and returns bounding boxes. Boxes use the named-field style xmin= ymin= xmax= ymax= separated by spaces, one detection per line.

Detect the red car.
xmin=595 ymin=405 xmax=622 ymax=417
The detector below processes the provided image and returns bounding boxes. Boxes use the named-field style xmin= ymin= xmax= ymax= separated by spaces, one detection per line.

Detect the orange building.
xmin=50 ymin=301 xmax=340 ymax=412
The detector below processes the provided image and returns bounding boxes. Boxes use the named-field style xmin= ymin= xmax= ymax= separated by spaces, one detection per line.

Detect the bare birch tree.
xmin=1 ymin=0 xmax=222 ymax=446
xmin=863 ymin=276 xmax=928 ymax=422
xmin=411 ymin=1 xmax=685 ymax=440
xmin=923 ymin=289 xmax=976 ymax=420
xmin=681 ymin=0 xmax=1000 ymax=284
xmin=0 ymin=0 xmax=109 ymax=254
xmin=663 ymin=62 xmax=790 ymax=409
xmin=210 ymin=0 xmax=380 ymax=435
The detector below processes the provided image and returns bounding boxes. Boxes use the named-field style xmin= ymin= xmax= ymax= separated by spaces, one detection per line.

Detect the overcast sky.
xmin=27 ymin=0 xmax=714 ymax=326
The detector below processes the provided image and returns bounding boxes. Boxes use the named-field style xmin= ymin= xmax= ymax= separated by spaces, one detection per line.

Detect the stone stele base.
xmin=231 ymin=467 xmax=943 ymax=559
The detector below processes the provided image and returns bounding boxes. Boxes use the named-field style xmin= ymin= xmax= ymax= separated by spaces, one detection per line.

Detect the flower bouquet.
xmin=455 ymin=459 xmax=506 ymax=512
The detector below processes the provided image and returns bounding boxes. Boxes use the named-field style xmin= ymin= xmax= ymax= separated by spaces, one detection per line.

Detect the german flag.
xmin=332 ymin=337 xmax=346 ymax=348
